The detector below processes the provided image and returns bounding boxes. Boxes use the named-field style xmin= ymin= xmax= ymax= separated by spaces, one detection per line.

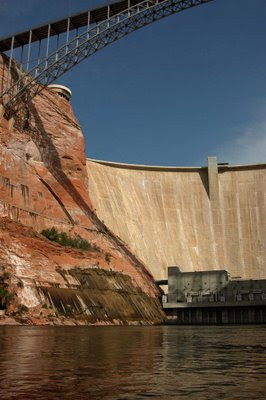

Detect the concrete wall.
xmin=86 ymin=159 xmax=266 ymax=281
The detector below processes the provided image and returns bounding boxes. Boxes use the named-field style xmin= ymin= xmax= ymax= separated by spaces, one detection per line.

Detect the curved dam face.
xmin=86 ymin=158 xmax=266 ymax=281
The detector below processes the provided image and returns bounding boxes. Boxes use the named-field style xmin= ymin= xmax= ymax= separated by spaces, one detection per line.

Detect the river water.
xmin=0 ymin=325 xmax=265 ymax=399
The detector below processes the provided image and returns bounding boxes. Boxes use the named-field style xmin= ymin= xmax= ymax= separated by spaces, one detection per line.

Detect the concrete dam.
xmin=86 ymin=157 xmax=266 ymax=282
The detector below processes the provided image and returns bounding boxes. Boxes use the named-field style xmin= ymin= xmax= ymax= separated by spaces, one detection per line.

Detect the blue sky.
xmin=1 ymin=0 xmax=266 ymax=166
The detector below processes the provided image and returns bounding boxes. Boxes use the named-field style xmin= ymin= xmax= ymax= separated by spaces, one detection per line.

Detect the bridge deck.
xmin=0 ymin=0 xmax=163 ymax=52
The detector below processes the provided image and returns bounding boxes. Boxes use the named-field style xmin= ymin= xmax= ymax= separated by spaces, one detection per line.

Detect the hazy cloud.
xmin=216 ymin=118 xmax=266 ymax=165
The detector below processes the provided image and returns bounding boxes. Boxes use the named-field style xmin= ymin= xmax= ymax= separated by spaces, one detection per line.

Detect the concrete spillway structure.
xmin=86 ymin=157 xmax=266 ymax=281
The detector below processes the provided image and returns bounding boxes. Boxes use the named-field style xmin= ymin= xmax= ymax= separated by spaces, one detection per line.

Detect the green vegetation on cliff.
xmin=41 ymin=227 xmax=100 ymax=251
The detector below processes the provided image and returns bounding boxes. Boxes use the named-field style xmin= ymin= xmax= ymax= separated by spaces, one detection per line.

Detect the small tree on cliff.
xmin=41 ymin=227 xmax=59 ymax=242
xmin=41 ymin=227 xmax=97 ymax=251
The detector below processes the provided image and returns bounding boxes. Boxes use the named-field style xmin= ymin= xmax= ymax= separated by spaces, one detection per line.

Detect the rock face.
xmin=0 ymin=219 xmax=163 ymax=325
xmin=0 ymin=54 xmax=164 ymax=325
xmin=86 ymin=159 xmax=266 ymax=281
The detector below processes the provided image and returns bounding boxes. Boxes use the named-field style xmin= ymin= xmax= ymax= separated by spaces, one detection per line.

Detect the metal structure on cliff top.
xmin=0 ymin=0 xmax=213 ymax=114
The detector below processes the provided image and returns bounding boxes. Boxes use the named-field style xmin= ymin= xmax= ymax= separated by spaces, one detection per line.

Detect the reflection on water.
xmin=0 ymin=325 xmax=265 ymax=399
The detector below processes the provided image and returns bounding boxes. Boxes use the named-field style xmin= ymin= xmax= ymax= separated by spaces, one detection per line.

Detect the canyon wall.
xmin=0 ymin=54 xmax=164 ymax=325
xmin=86 ymin=159 xmax=266 ymax=281
xmin=0 ymin=218 xmax=163 ymax=325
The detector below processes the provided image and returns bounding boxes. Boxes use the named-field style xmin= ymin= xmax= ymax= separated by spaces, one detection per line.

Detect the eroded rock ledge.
xmin=0 ymin=218 xmax=164 ymax=325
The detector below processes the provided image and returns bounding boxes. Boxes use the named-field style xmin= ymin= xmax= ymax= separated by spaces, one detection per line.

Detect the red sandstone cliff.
xmin=0 ymin=54 xmax=164 ymax=325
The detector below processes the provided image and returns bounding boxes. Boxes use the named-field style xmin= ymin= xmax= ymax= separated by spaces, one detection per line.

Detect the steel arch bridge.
xmin=0 ymin=0 xmax=214 ymax=115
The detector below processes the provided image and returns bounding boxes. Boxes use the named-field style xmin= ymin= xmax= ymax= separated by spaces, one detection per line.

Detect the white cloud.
xmin=216 ymin=119 xmax=266 ymax=165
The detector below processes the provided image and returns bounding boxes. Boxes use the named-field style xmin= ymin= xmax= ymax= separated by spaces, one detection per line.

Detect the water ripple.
xmin=0 ymin=325 xmax=265 ymax=399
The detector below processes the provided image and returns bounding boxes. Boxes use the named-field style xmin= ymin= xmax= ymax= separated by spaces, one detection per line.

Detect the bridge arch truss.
xmin=0 ymin=0 xmax=213 ymax=114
